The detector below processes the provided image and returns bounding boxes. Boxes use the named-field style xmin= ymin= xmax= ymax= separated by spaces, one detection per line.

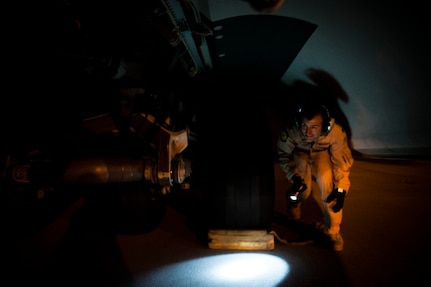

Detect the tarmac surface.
xmin=4 ymin=155 xmax=431 ymax=287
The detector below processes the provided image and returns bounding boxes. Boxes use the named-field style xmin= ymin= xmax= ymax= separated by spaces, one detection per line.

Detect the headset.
xmin=294 ymin=103 xmax=333 ymax=135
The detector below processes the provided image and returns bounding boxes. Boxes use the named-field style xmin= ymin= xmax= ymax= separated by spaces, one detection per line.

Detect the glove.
xmin=326 ymin=188 xmax=346 ymax=212
xmin=286 ymin=174 xmax=307 ymax=204
xmin=291 ymin=174 xmax=307 ymax=193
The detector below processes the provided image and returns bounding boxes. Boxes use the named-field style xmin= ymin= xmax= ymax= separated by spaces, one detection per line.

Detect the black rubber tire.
xmin=196 ymin=80 xmax=275 ymax=230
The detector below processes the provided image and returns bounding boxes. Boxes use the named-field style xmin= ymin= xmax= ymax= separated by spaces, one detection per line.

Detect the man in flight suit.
xmin=276 ymin=99 xmax=354 ymax=251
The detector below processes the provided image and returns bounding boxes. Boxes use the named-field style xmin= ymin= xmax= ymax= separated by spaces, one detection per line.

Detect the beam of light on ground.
xmin=136 ymin=253 xmax=289 ymax=287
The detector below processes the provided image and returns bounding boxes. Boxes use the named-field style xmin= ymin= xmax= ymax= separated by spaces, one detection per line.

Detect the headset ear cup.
xmin=326 ymin=118 xmax=334 ymax=134
xmin=322 ymin=105 xmax=332 ymax=133
xmin=296 ymin=117 xmax=301 ymax=129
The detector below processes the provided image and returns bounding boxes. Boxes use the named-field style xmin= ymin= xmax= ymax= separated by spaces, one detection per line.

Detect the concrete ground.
xmin=3 ymin=156 xmax=431 ymax=287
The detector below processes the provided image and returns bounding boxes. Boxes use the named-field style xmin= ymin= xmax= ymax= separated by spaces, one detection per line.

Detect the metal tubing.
xmin=63 ymin=158 xmax=144 ymax=184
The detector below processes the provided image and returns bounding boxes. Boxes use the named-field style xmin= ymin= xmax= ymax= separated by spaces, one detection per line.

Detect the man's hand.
xmin=291 ymin=174 xmax=307 ymax=193
xmin=326 ymin=188 xmax=346 ymax=212
xmin=286 ymin=174 xmax=307 ymax=204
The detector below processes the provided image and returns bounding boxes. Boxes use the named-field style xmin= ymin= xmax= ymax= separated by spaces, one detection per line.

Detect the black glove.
xmin=326 ymin=188 xmax=346 ymax=212
xmin=286 ymin=174 xmax=307 ymax=204
xmin=291 ymin=174 xmax=307 ymax=193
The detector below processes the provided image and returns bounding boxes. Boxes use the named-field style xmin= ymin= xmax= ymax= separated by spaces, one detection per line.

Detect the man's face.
xmin=301 ymin=114 xmax=323 ymax=143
